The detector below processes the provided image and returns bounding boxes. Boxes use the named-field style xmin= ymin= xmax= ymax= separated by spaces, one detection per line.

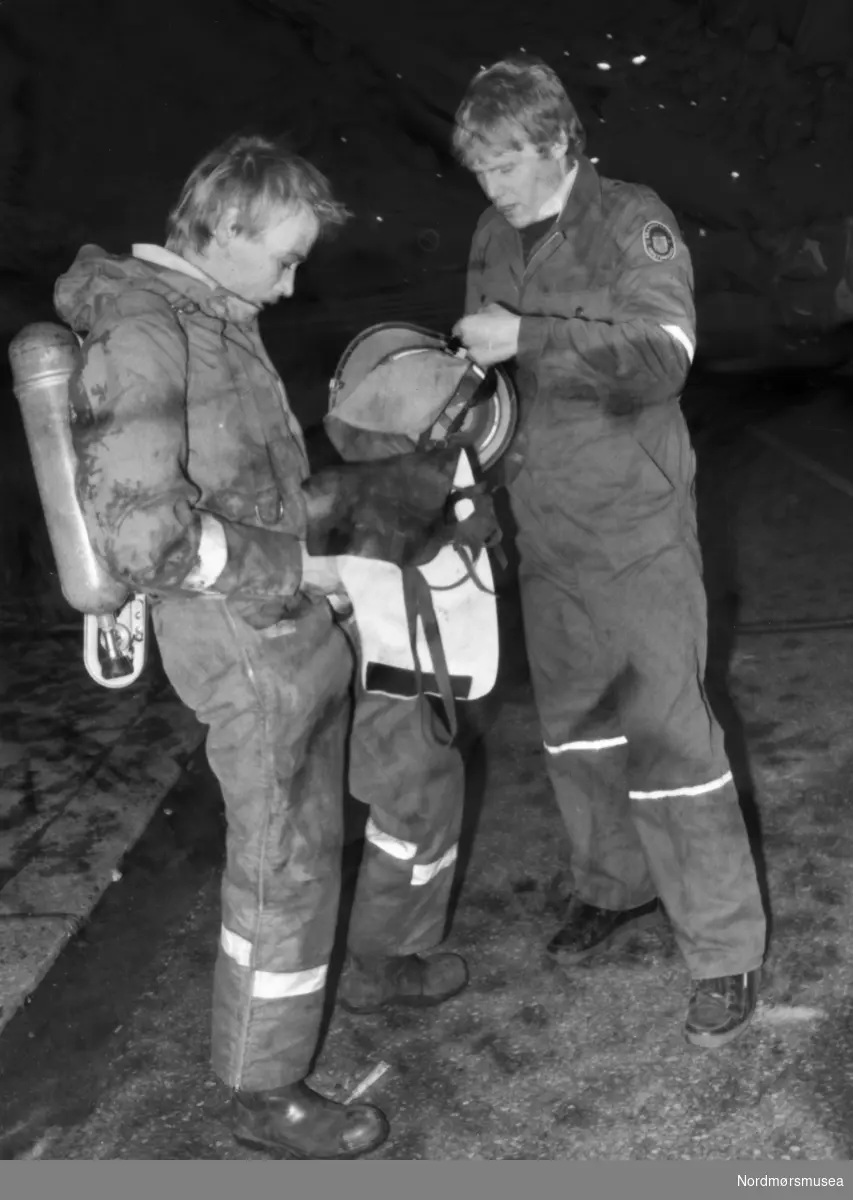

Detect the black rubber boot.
xmin=229 ymin=1080 xmax=389 ymax=1159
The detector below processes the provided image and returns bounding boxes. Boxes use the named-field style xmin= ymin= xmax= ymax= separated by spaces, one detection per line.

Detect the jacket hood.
xmin=54 ymin=243 xmax=261 ymax=333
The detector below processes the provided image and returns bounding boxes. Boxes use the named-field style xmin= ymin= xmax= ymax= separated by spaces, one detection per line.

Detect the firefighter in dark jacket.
xmin=452 ymin=55 xmax=766 ymax=1049
xmin=53 ymin=135 xmax=468 ymax=1159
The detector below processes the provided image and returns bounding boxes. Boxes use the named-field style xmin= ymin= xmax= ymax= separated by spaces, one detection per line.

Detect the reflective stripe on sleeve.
xmin=629 ymin=770 xmax=733 ymax=800
xmin=365 ymin=816 xmax=418 ymax=861
xmin=412 ymin=844 xmax=458 ymax=887
xmin=545 ymin=736 xmax=628 ymax=755
xmin=183 ymin=512 xmax=228 ymax=591
xmin=220 ymin=926 xmax=328 ymax=998
xmin=660 ymin=323 xmax=695 ymax=363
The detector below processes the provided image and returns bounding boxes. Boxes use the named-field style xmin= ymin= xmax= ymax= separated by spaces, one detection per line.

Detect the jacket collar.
xmin=130 ymin=243 xmax=261 ymax=325
xmin=482 ymin=156 xmax=603 ymax=270
xmin=554 ymin=156 xmax=603 ymax=230
xmin=536 ymin=158 xmax=580 ymax=222
xmin=132 ymin=243 xmax=215 ymax=286
xmin=519 ymin=157 xmax=604 ymax=275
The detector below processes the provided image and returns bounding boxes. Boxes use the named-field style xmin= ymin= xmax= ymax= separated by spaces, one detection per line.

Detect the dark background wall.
xmin=1 ymin=0 xmax=852 ymax=602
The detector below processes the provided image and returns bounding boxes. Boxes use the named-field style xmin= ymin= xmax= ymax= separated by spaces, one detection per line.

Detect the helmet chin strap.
xmin=418 ymin=353 xmax=496 ymax=449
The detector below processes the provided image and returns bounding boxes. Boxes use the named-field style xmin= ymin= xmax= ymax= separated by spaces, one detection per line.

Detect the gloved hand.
xmin=301 ymin=447 xmax=460 ymax=568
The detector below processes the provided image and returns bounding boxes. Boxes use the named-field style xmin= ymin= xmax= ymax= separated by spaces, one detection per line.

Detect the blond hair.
xmin=165 ymin=134 xmax=350 ymax=253
xmin=453 ymin=54 xmax=585 ymax=166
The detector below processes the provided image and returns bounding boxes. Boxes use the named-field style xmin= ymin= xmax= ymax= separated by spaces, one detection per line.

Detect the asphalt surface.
xmin=2 ymin=367 xmax=853 ymax=1162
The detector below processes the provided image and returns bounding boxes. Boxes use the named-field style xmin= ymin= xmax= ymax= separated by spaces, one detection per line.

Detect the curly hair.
xmin=452 ymin=54 xmax=586 ymax=166
xmin=165 ymin=133 xmax=351 ymax=253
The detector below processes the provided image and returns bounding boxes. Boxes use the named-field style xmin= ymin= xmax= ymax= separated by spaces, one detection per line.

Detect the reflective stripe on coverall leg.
xmin=617 ymin=539 xmax=765 ymax=977
xmin=346 ymin=690 xmax=465 ymax=958
xmin=519 ymin=561 xmax=658 ymax=911
xmin=152 ymin=595 xmax=353 ymax=1092
xmin=517 ymin=528 xmax=766 ymax=977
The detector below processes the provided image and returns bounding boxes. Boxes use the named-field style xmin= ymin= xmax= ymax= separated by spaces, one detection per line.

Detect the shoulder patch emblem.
xmin=642 ymin=220 xmax=676 ymax=262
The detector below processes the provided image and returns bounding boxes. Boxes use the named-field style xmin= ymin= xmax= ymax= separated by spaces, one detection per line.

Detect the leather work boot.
xmin=546 ymin=897 xmax=659 ymax=964
xmin=683 ymin=969 xmax=760 ymax=1049
xmin=229 ymin=1080 xmax=389 ymax=1159
xmin=338 ymin=951 xmax=469 ymax=1014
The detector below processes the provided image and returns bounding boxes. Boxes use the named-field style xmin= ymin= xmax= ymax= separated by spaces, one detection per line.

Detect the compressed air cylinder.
xmin=8 ymin=322 xmax=129 ymax=616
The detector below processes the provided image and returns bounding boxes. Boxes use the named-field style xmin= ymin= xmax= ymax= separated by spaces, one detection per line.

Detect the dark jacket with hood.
xmin=54 ymin=243 xmax=309 ymax=626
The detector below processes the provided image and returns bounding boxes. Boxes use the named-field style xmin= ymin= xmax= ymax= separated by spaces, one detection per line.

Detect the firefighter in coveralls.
xmin=452 ymin=56 xmax=766 ymax=1049
xmin=53 ymin=135 xmax=468 ymax=1159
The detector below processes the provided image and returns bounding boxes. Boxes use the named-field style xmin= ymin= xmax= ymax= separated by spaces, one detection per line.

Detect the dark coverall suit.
xmin=465 ymin=156 xmax=766 ymax=979
xmin=54 ymin=243 xmax=463 ymax=1093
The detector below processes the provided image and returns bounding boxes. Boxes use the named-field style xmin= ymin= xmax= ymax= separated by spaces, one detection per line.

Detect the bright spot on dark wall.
xmin=632 ymin=55 xmax=647 ymax=64
xmin=596 ymin=63 xmax=611 ymax=70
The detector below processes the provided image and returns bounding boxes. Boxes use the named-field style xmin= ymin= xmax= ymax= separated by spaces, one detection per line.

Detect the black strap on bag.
xmin=444 ymin=367 xmax=498 ymax=440
xmin=417 ymin=360 xmax=497 ymax=450
xmin=402 ymin=564 xmax=458 ymax=746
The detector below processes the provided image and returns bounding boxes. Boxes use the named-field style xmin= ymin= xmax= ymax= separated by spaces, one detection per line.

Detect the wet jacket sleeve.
xmin=516 ymin=200 xmax=696 ymax=407
xmin=70 ymin=293 xmax=303 ymax=600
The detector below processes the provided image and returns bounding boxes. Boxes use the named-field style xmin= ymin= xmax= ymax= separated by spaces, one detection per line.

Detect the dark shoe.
xmin=684 ymin=969 xmax=760 ymax=1049
xmin=546 ymin=898 xmax=659 ymax=964
xmin=229 ymin=1080 xmax=389 ymax=1159
xmin=339 ymin=951 xmax=469 ymax=1014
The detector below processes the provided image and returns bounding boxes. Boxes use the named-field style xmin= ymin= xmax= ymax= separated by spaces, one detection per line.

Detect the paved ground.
xmin=1 ymin=372 xmax=853 ymax=1160
xmin=0 ymin=619 xmax=204 ymax=1035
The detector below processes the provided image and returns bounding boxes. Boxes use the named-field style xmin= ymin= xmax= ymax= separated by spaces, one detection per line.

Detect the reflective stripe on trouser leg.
xmin=513 ymin=560 xmax=657 ymax=911
xmin=152 ymin=595 xmax=353 ymax=1091
xmin=629 ymin=770 xmax=732 ymax=800
xmin=347 ymin=691 xmax=465 ymax=958
xmin=541 ymin=731 xmax=657 ymax=910
xmin=617 ymin=540 xmax=767 ymax=979
xmin=628 ymin=770 xmax=764 ymax=977
xmin=220 ymin=927 xmax=328 ymax=998
xmin=510 ymin=418 xmax=765 ymax=976
xmin=546 ymin=736 xmax=628 ymax=754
